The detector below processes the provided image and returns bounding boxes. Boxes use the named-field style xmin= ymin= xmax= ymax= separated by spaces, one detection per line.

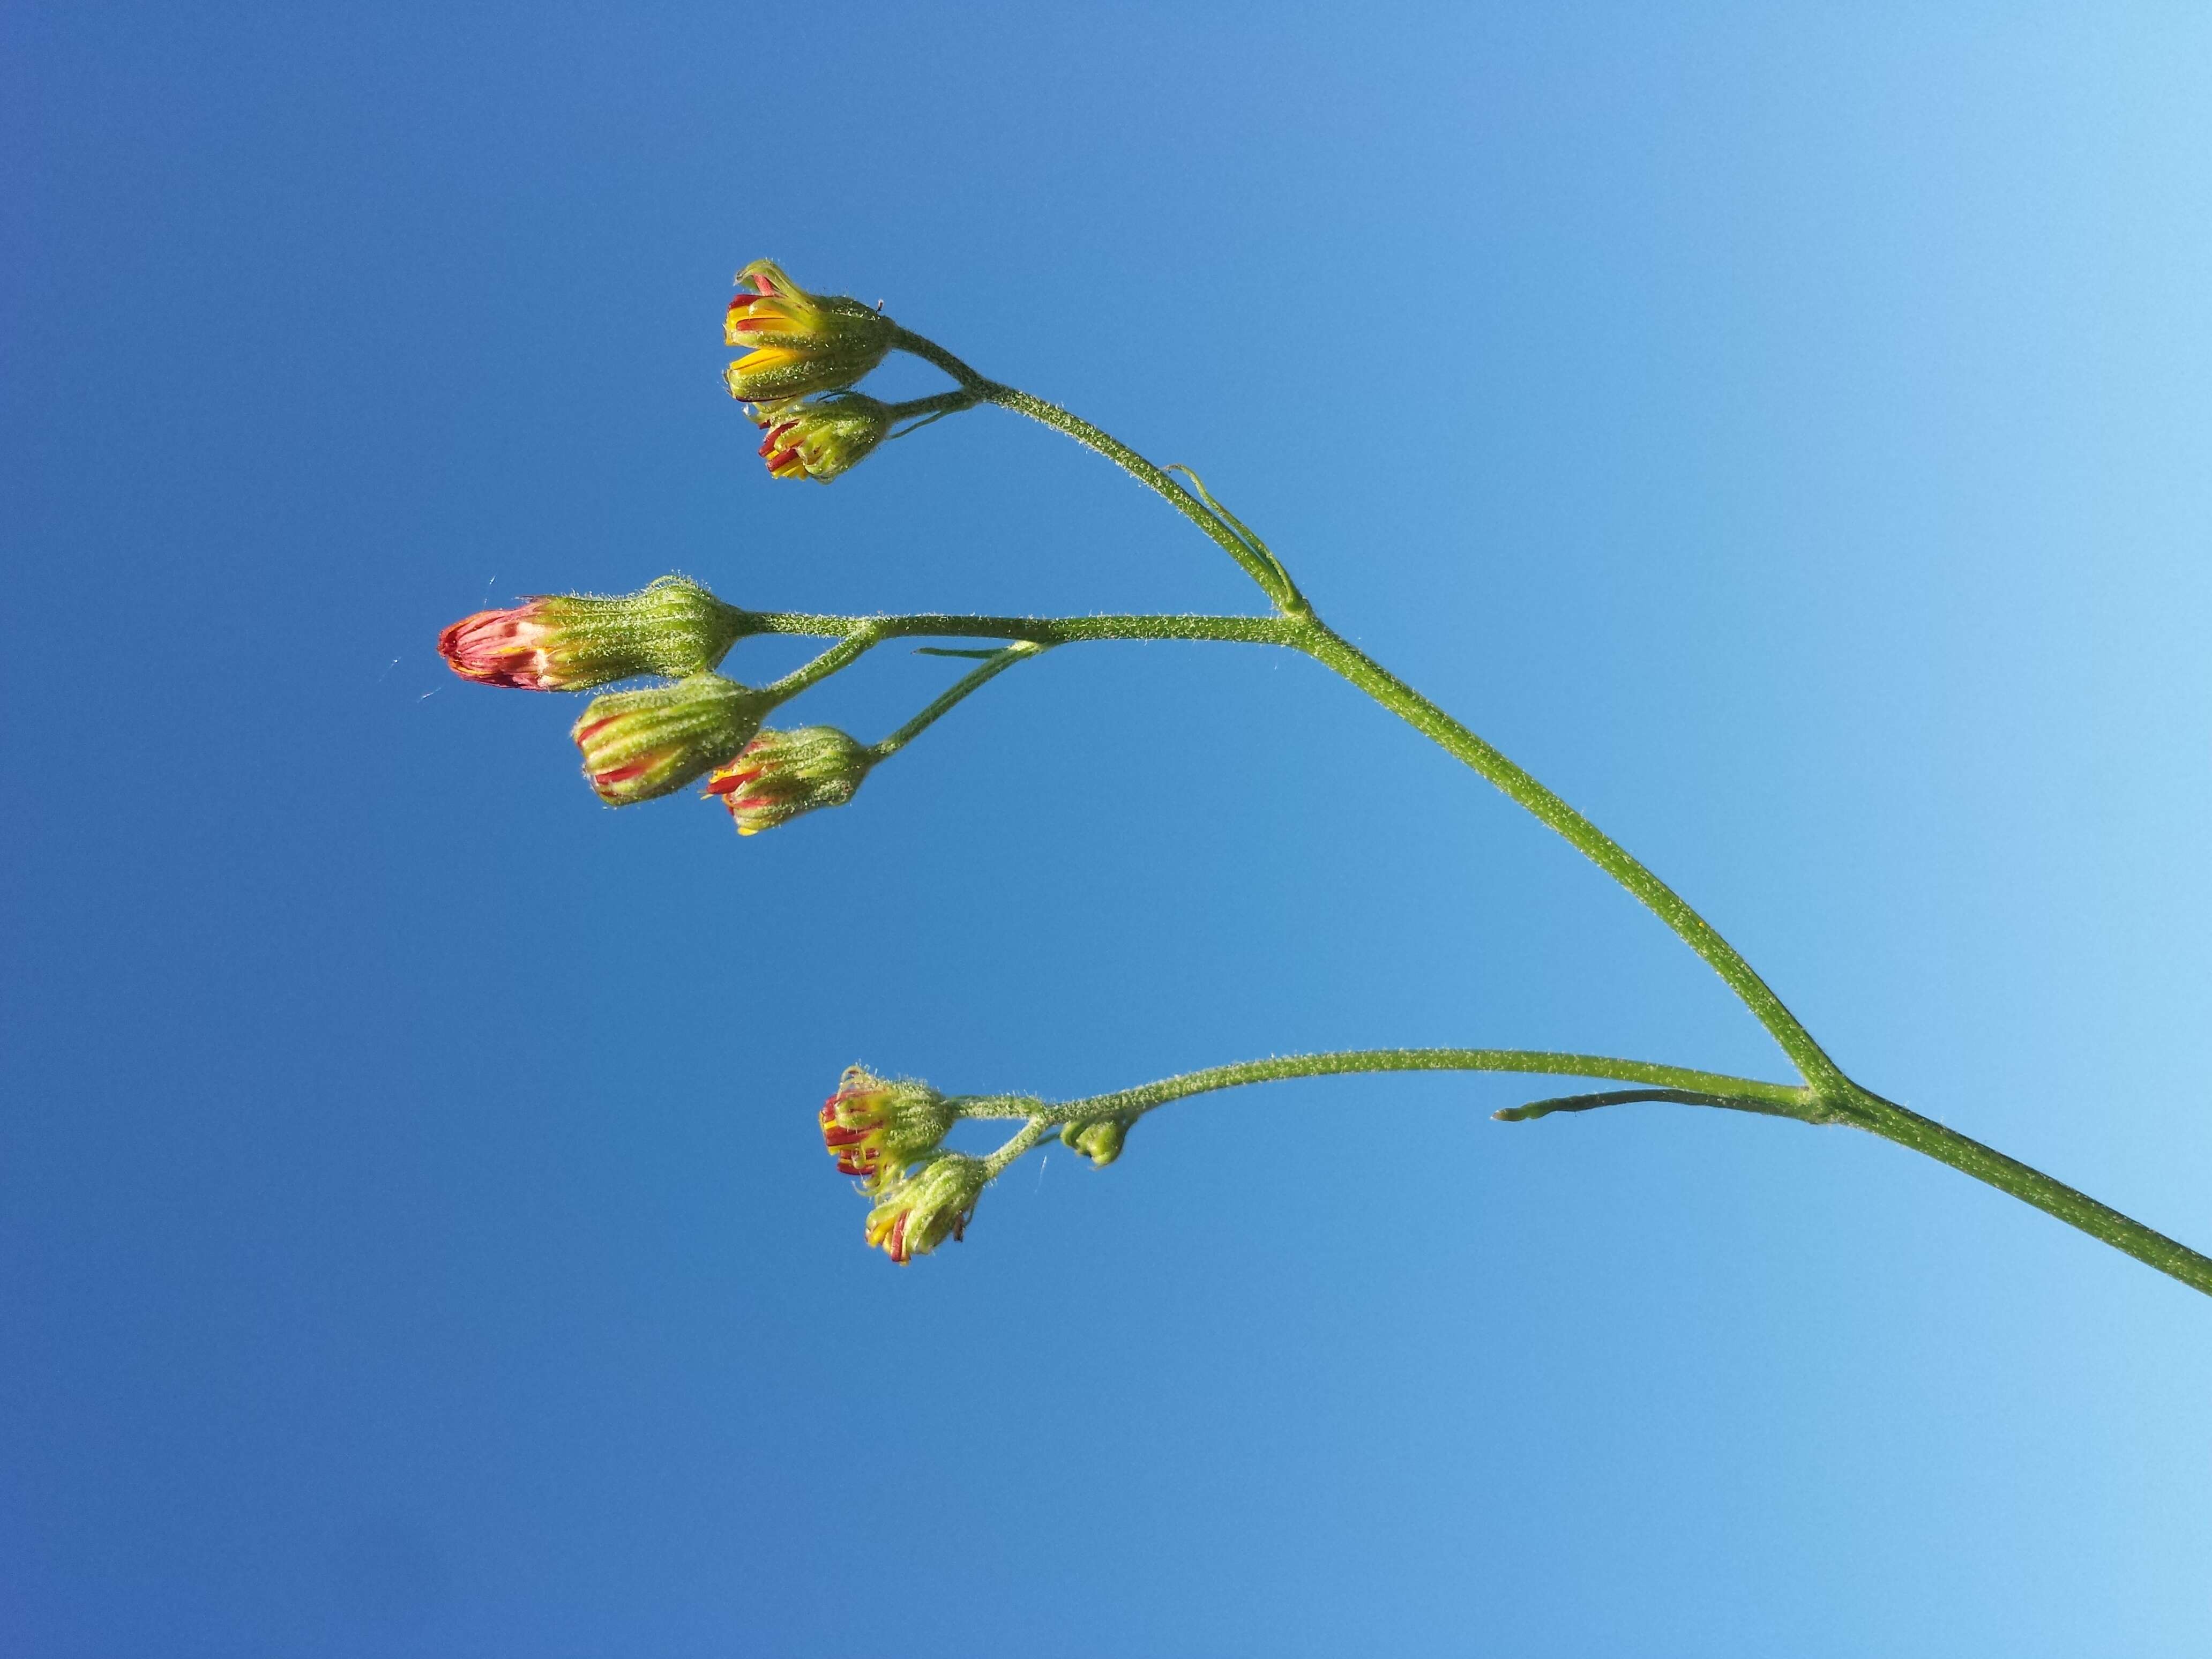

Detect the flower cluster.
xmin=438 ymin=578 xmax=743 ymax=692
xmin=723 ymin=261 xmax=915 ymax=484
xmin=705 ymin=726 xmax=875 ymax=835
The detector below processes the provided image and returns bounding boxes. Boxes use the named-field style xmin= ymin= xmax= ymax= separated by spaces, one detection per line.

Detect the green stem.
xmin=714 ymin=599 xmax=2209 ymax=1292
xmin=1282 ymin=615 xmax=1845 ymax=1092
xmin=1841 ymin=1088 xmax=2212 ymax=1296
xmin=884 ymin=388 xmax=987 ymax=435
xmin=741 ymin=600 xmax=1839 ymax=1088
xmin=736 ymin=608 xmax=1295 ymax=648
xmin=874 ymin=642 xmax=1043 ymax=757
xmin=890 ymin=327 xmax=1300 ymax=608
xmin=757 ymin=627 xmax=883 ymax=703
xmin=981 ymin=1119 xmax=1052 ymax=1178
xmin=947 ymin=1051 xmax=2212 ymax=1295
xmin=870 ymin=342 xmax=1835 ymax=1086
xmin=1498 ymin=1087 xmax=1807 ymax=1122
xmin=953 ymin=1048 xmax=1810 ymax=1125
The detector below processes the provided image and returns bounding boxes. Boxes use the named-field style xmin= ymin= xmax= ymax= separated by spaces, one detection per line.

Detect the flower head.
xmin=438 ymin=578 xmax=745 ymax=692
xmin=724 ymin=260 xmax=894 ymax=403
xmin=819 ymin=1065 xmax=956 ymax=1194
xmin=704 ymin=726 xmax=874 ymax=835
xmin=571 ymin=672 xmax=767 ymax=805
xmin=1060 ymin=1114 xmax=1134 ymax=1168
xmin=864 ymin=1153 xmax=988 ymax=1265
xmin=750 ymin=393 xmax=892 ymax=482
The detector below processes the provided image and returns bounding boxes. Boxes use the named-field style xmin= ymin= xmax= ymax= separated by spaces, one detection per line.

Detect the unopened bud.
xmin=864 ymin=1153 xmax=988 ymax=1265
xmin=751 ymin=393 xmax=892 ymax=482
xmin=438 ymin=578 xmax=744 ymax=691
xmin=819 ymin=1065 xmax=955 ymax=1195
xmin=705 ymin=726 xmax=874 ymax=835
xmin=1059 ymin=1114 xmax=1134 ymax=1168
xmin=571 ymin=673 xmax=767 ymax=805
xmin=724 ymin=260 xmax=894 ymax=403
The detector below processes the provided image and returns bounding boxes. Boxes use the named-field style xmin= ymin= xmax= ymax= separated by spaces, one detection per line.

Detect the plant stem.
xmin=1839 ymin=1088 xmax=2212 ymax=1296
xmin=890 ymin=327 xmax=1300 ymax=608
xmin=947 ymin=1051 xmax=2212 ymax=1296
xmin=757 ymin=627 xmax=883 ymax=703
xmin=981 ymin=1119 xmax=1052 ymax=1178
xmin=953 ymin=1048 xmax=1810 ymax=1125
xmin=741 ymin=596 xmax=1840 ymax=1088
xmin=736 ymin=608 xmax=1296 ymax=648
xmin=1282 ymin=615 xmax=1847 ymax=1093
xmin=874 ymin=642 xmax=1043 ymax=757
xmin=716 ymin=376 xmax=2212 ymax=1301
xmin=879 ymin=339 xmax=1841 ymax=1086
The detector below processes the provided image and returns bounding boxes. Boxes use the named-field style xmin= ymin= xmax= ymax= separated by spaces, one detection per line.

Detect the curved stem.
xmin=713 ymin=600 xmax=2208 ymax=1295
xmin=757 ymin=627 xmax=882 ymax=703
xmin=864 ymin=340 xmax=1837 ymax=1085
xmin=982 ymin=1118 xmax=1051 ymax=1178
xmin=890 ymin=327 xmax=1301 ymax=609
xmin=953 ymin=1048 xmax=1810 ymax=1126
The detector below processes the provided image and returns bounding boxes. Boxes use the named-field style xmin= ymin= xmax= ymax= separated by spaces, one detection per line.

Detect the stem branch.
xmin=890 ymin=327 xmax=1299 ymax=608
xmin=875 ymin=642 xmax=1043 ymax=757
xmin=953 ymin=1048 xmax=1809 ymax=1126
xmin=1284 ymin=615 xmax=1845 ymax=1092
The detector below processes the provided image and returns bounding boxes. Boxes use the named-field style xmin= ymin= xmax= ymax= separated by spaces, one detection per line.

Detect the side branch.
xmin=737 ymin=609 xmax=1296 ymax=647
xmin=887 ymin=326 xmax=1300 ymax=608
xmin=952 ymin=1048 xmax=1810 ymax=1126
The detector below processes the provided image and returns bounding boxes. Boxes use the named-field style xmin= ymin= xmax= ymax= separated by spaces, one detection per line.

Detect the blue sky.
xmin=6 ymin=3 xmax=2211 ymax=1653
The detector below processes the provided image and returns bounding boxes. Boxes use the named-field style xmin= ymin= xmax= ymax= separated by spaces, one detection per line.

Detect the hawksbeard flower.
xmin=724 ymin=260 xmax=894 ymax=403
xmin=704 ymin=726 xmax=874 ymax=835
xmin=750 ymin=393 xmax=892 ymax=482
xmin=864 ymin=1153 xmax=988 ymax=1265
xmin=819 ymin=1066 xmax=956 ymax=1195
xmin=438 ymin=578 xmax=745 ymax=691
xmin=571 ymin=673 xmax=768 ymax=805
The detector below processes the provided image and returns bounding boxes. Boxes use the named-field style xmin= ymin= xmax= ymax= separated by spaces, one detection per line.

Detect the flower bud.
xmin=751 ymin=393 xmax=892 ymax=483
xmin=438 ymin=578 xmax=745 ymax=691
xmin=571 ymin=673 xmax=767 ymax=805
xmin=864 ymin=1153 xmax=988 ymax=1265
xmin=704 ymin=726 xmax=874 ymax=835
xmin=1059 ymin=1114 xmax=1133 ymax=1168
xmin=724 ymin=260 xmax=895 ymax=403
xmin=819 ymin=1065 xmax=955 ymax=1195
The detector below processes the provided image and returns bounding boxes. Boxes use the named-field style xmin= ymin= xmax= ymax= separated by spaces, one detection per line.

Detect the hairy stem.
xmin=1283 ymin=615 xmax=1845 ymax=1092
xmin=981 ymin=1119 xmax=1052 ymax=1178
xmin=736 ymin=608 xmax=1296 ymax=648
xmin=757 ymin=627 xmax=883 ymax=703
xmin=874 ymin=642 xmax=1043 ymax=757
xmin=952 ymin=1048 xmax=1810 ymax=1125
xmin=1840 ymin=1088 xmax=2212 ymax=1296
xmin=873 ymin=333 xmax=1840 ymax=1086
xmin=890 ymin=327 xmax=1299 ymax=608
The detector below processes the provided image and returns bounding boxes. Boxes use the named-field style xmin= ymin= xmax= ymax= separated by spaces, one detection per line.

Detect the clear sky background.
xmin=6 ymin=3 xmax=2212 ymax=1654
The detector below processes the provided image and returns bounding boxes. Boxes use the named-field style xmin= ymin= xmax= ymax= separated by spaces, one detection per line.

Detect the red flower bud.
xmin=437 ymin=579 xmax=744 ymax=692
